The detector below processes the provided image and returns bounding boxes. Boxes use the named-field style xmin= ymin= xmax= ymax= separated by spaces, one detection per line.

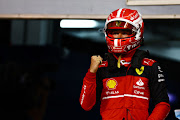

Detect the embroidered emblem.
xmin=106 ymin=79 xmax=118 ymax=90
xmin=116 ymin=21 xmax=122 ymax=27
xmin=135 ymin=66 xmax=144 ymax=75
xmin=136 ymin=79 xmax=144 ymax=86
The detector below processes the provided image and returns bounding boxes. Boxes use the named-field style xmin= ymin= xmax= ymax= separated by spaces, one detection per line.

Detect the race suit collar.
xmin=112 ymin=50 xmax=136 ymax=67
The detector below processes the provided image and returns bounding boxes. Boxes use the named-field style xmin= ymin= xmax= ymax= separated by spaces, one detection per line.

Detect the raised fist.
xmin=89 ymin=55 xmax=103 ymax=73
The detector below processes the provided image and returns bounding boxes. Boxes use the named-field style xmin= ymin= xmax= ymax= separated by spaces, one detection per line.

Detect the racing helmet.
xmin=104 ymin=8 xmax=144 ymax=54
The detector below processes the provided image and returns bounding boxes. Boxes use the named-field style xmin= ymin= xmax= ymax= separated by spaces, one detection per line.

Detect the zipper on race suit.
xmin=127 ymin=109 xmax=134 ymax=120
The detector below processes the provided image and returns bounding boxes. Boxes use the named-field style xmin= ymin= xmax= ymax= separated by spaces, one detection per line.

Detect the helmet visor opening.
xmin=106 ymin=29 xmax=135 ymax=39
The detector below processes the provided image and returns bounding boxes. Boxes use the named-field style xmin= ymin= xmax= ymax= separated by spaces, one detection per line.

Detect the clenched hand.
xmin=89 ymin=55 xmax=103 ymax=73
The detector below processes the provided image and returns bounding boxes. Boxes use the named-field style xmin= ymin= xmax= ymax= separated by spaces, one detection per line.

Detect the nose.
xmin=112 ymin=32 xmax=125 ymax=38
xmin=117 ymin=33 xmax=123 ymax=38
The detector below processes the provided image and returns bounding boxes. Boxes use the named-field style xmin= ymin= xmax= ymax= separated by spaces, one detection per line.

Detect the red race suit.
xmin=80 ymin=49 xmax=170 ymax=120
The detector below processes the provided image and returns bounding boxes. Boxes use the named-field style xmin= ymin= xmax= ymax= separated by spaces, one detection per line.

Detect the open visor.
xmin=106 ymin=21 xmax=136 ymax=38
xmin=106 ymin=29 xmax=135 ymax=38
xmin=107 ymin=21 xmax=135 ymax=30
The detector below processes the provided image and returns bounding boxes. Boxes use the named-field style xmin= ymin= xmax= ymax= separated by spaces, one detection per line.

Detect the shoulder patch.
xmin=142 ymin=58 xmax=156 ymax=66
xmin=99 ymin=61 xmax=108 ymax=68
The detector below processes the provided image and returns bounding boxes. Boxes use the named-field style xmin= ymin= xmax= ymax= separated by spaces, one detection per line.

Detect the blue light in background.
xmin=168 ymin=92 xmax=177 ymax=103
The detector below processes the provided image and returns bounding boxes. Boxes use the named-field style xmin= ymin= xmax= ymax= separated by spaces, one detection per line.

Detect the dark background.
xmin=0 ymin=19 xmax=179 ymax=120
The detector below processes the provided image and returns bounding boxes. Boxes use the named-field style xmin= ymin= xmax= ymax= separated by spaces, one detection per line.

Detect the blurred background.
xmin=0 ymin=0 xmax=180 ymax=120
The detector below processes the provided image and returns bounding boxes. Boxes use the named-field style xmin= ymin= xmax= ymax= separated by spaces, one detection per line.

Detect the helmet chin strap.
xmin=111 ymin=45 xmax=140 ymax=61
xmin=112 ymin=49 xmax=136 ymax=68
xmin=109 ymin=45 xmax=140 ymax=58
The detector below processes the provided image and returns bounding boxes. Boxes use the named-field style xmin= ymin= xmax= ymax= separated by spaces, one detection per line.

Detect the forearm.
xmin=79 ymin=70 xmax=97 ymax=111
xmin=148 ymin=63 xmax=170 ymax=119
xmin=148 ymin=102 xmax=170 ymax=120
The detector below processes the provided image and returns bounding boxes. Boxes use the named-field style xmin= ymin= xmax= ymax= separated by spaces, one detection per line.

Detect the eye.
xmin=122 ymin=32 xmax=128 ymax=35
xmin=112 ymin=31 xmax=119 ymax=35
xmin=122 ymin=30 xmax=132 ymax=35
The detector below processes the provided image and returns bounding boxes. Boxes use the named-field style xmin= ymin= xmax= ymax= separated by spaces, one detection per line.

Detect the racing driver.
xmin=79 ymin=8 xmax=171 ymax=120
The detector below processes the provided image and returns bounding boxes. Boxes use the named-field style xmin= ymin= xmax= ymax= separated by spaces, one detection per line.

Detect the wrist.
xmin=84 ymin=69 xmax=96 ymax=82
xmin=89 ymin=69 xmax=97 ymax=73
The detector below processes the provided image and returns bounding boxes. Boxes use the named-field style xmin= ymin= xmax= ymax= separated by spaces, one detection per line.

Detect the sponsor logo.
xmin=80 ymin=85 xmax=86 ymax=105
xmin=120 ymin=60 xmax=131 ymax=65
xmin=136 ymin=79 xmax=144 ymax=86
xmin=158 ymin=74 xmax=164 ymax=78
xmin=106 ymin=78 xmax=118 ymax=90
xmin=134 ymin=90 xmax=144 ymax=95
xmin=127 ymin=41 xmax=140 ymax=51
xmin=158 ymin=66 xmax=163 ymax=72
xmin=144 ymin=60 xmax=150 ymax=65
xmin=116 ymin=21 xmax=122 ymax=27
xmin=158 ymin=79 xmax=165 ymax=82
xmin=133 ymin=85 xmax=145 ymax=90
xmin=133 ymin=79 xmax=145 ymax=90
xmin=106 ymin=91 xmax=119 ymax=95
xmin=130 ymin=13 xmax=139 ymax=20
xmin=135 ymin=66 xmax=144 ymax=75
xmin=157 ymin=66 xmax=165 ymax=82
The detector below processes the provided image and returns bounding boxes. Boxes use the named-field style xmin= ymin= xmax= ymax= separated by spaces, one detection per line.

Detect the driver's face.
xmin=111 ymin=29 xmax=132 ymax=38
